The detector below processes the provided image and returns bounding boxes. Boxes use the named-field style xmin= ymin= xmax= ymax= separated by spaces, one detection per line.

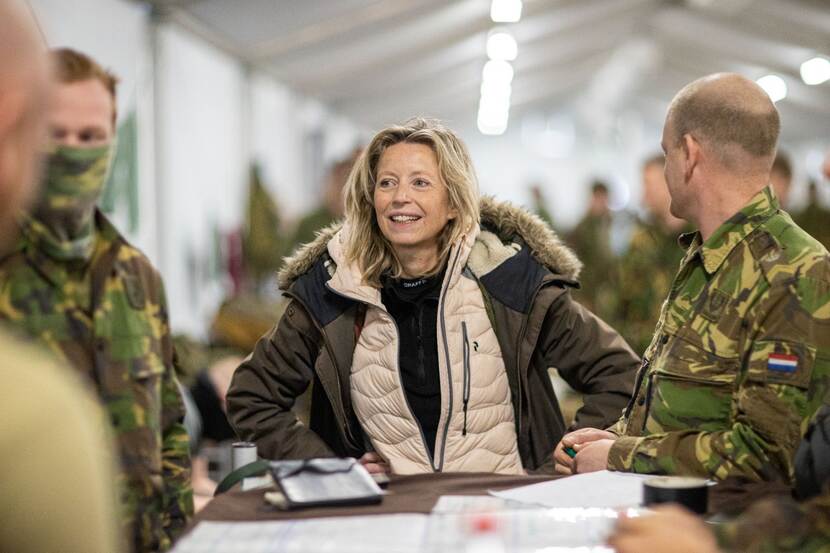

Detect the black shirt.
xmin=380 ymin=268 xmax=445 ymax=459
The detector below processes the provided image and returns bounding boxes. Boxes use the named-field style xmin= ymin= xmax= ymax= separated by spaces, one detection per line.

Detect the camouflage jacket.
xmin=607 ymin=187 xmax=830 ymax=483
xmin=0 ymin=210 xmax=192 ymax=552
xmin=717 ymin=405 xmax=830 ymax=552
xmin=612 ymin=218 xmax=688 ymax=356
xmin=567 ymin=212 xmax=615 ymax=319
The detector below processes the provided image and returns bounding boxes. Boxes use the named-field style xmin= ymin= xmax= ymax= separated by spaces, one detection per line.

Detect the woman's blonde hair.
xmin=343 ymin=117 xmax=480 ymax=287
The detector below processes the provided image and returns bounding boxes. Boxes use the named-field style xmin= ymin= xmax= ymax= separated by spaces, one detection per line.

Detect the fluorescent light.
xmin=477 ymin=106 xmax=508 ymax=127
xmin=479 ymin=94 xmax=510 ymax=114
xmin=480 ymin=79 xmax=512 ymax=100
xmin=482 ymin=60 xmax=514 ymax=84
xmin=756 ymin=74 xmax=787 ymax=103
xmin=490 ymin=0 xmax=522 ymax=23
xmin=800 ymin=56 xmax=830 ymax=85
xmin=486 ymin=30 xmax=518 ymax=61
xmin=478 ymin=110 xmax=510 ymax=136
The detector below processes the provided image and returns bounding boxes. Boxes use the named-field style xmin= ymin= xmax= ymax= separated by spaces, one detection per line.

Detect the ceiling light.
xmin=490 ymin=0 xmax=522 ymax=23
xmin=477 ymin=108 xmax=509 ymax=135
xmin=756 ymin=74 xmax=787 ymax=103
xmin=800 ymin=56 xmax=830 ymax=85
xmin=479 ymin=94 xmax=511 ymax=114
xmin=486 ymin=30 xmax=518 ymax=61
xmin=480 ymin=79 xmax=512 ymax=100
xmin=482 ymin=60 xmax=514 ymax=84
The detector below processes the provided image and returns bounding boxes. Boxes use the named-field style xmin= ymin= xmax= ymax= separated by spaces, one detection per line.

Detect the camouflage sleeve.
xmin=157 ymin=277 xmax=193 ymax=546
xmin=609 ymin=280 xmax=830 ymax=481
xmin=716 ymin=493 xmax=830 ymax=553
xmin=605 ymin=414 xmax=625 ymax=436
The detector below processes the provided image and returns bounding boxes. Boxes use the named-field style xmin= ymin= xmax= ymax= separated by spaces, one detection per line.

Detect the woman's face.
xmin=373 ymin=142 xmax=457 ymax=259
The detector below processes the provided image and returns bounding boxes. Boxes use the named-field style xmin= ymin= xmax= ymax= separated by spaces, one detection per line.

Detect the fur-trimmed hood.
xmin=277 ymin=196 xmax=582 ymax=291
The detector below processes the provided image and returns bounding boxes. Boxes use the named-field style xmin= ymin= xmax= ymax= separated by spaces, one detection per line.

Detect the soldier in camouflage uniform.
xmin=795 ymin=179 xmax=830 ymax=252
xmin=554 ymin=73 xmax=830 ymax=485
xmin=567 ymin=180 xmax=616 ymax=319
xmin=613 ymin=154 xmax=688 ymax=355
xmin=0 ymin=49 xmax=192 ymax=552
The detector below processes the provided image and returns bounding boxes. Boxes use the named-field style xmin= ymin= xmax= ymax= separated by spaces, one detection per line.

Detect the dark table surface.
xmin=190 ymin=471 xmax=792 ymax=529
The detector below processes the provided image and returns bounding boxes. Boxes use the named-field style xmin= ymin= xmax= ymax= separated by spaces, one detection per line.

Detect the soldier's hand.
xmin=573 ymin=438 xmax=614 ymax=473
xmin=553 ymin=439 xmax=575 ymax=475
xmin=554 ymin=428 xmax=616 ymax=474
xmin=358 ymin=452 xmax=390 ymax=475
xmin=607 ymin=505 xmax=720 ymax=553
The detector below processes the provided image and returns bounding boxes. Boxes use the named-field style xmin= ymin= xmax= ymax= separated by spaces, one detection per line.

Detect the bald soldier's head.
xmin=0 ymin=0 xmax=50 ymax=248
xmin=661 ymin=73 xmax=780 ymax=225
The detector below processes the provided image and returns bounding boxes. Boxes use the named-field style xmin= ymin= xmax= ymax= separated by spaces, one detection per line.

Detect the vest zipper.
xmin=462 ymin=321 xmax=471 ymax=436
xmin=436 ymin=244 xmax=464 ymax=471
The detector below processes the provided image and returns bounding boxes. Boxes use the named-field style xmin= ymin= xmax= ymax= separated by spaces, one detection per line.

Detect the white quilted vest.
xmin=326 ymin=228 xmax=523 ymax=475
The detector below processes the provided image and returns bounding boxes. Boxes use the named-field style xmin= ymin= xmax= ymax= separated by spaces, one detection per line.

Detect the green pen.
xmin=564 ymin=446 xmax=577 ymax=458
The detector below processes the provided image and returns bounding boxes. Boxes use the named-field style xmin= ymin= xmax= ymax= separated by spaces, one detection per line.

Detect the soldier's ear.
xmin=682 ymin=133 xmax=701 ymax=182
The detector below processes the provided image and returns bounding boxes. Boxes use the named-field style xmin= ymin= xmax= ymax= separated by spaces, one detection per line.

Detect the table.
xmin=191 ymin=472 xmax=791 ymax=525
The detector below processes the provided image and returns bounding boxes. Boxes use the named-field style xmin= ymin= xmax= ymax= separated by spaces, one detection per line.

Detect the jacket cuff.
xmin=607 ymin=436 xmax=645 ymax=471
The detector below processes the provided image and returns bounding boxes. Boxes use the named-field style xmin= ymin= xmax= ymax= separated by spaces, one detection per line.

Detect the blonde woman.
xmin=227 ymin=118 xmax=638 ymax=475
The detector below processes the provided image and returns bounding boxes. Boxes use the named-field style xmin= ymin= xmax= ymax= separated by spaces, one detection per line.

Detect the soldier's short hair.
xmin=771 ymin=151 xmax=793 ymax=180
xmin=668 ymin=74 xmax=779 ymax=170
xmin=51 ymin=48 xmax=119 ymax=124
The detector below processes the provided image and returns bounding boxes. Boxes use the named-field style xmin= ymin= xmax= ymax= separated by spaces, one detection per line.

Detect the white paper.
xmin=424 ymin=509 xmax=621 ymax=552
xmin=171 ymin=514 xmax=428 ymax=553
xmin=431 ymin=495 xmax=542 ymax=513
xmin=489 ymin=470 xmax=653 ymax=509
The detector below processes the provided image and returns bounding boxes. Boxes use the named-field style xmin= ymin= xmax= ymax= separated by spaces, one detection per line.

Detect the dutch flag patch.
xmin=767 ymin=353 xmax=799 ymax=373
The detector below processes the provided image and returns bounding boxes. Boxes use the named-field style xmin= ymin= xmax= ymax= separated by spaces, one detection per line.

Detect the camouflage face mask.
xmin=34 ymin=143 xmax=113 ymax=240
xmin=21 ymin=144 xmax=114 ymax=261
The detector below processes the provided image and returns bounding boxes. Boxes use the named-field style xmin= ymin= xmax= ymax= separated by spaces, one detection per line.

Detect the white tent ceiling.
xmin=139 ymin=0 xmax=829 ymax=142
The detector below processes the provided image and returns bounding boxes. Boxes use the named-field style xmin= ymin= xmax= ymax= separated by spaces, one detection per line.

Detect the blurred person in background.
xmin=228 ymin=117 xmax=638 ymax=475
xmin=529 ymin=182 xmax=555 ymax=228
xmin=0 ymin=48 xmax=192 ymax=552
xmin=178 ymin=347 xmax=243 ymax=511
xmin=0 ymin=1 xmax=121 ymax=551
xmin=285 ymin=147 xmax=362 ymax=256
xmin=612 ymin=154 xmax=687 ymax=355
xmin=567 ymin=180 xmax=616 ymax=320
xmin=769 ymin=150 xmax=793 ymax=209
xmin=555 ymin=73 xmax=830 ymax=485
xmin=795 ymin=178 xmax=830 ymax=251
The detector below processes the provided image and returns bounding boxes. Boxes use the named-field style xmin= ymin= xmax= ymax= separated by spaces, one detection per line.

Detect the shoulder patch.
xmin=746 ymin=339 xmax=814 ymax=389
